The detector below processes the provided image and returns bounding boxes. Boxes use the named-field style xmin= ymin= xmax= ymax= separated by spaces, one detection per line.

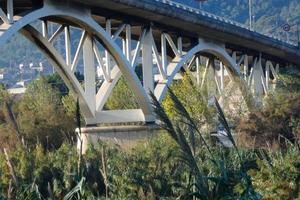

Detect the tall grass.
xmin=0 ymin=82 xmax=299 ymax=199
xmin=150 ymin=89 xmax=261 ymax=200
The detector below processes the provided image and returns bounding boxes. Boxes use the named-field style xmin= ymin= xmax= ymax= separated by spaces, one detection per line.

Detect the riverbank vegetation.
xmin=0 ymin=67 xmax=299 ymax=199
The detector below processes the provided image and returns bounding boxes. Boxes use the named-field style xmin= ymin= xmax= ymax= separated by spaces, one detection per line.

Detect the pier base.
xmin=77 ymin=124 xmax=161 ymax=153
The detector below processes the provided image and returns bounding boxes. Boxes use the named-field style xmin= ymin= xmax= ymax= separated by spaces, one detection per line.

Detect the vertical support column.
xmin=297 ymin=26 xmax=300 ymax=49
xmin=177 ymin=36 xmax=183 ymax=57
xmin=248 ymin=57 xmax=255 ymax=87
xmin=243 ymin=55 xmax=248 ymax=81
xmin=207 ymin=58 xmax=217 ymax=99
xmin=201 ymin=58 xmax=210 ymax=89
xmin=64 ymin=26 xmax=71 ymax=67
xmin=253 ymin=58 xmax=264 ymax=97
xmin=196 ymin=56 xmax=200 ymax=86
xmin=83 ymin=34 xmax=96 ymax=113
xmin=265 ymin=61 xmax=270 ymax=91
xmin=232 ymin=51 xmax=237 ymax=63
xmin=220 ymin=62 xmax=225 ymax=91
xmin=275 ymin=63 xmax=279 ymax=75
xmin=122 ymin=39 xmax=126 ymax=55
xmin=249 ymin=0 xmax=253 ymax=30
xmin=7 ymin=0 xmax=13 ymax=24
xmin=142 ymin=27 xmax=154 ymax=93
xmin=42 ymin=21 xmax=49 ymax=39
xmin=161 ymin=33 xmax=167 ymax=75
xmin=105 ymin=19 xmax=112 ymax=80
xmin=126 ymin=24 xmax=132 ymax=63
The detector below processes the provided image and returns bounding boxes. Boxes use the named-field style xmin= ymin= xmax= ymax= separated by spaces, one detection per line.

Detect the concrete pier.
xmin=77 ymin=124 xmax=161 ymax=153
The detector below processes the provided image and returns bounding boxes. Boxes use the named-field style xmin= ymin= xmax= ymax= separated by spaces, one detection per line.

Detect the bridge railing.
xmin=155 ymin=0 xmax=298 ymax=47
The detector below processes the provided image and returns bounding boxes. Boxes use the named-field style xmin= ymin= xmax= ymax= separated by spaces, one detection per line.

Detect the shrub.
xmin=236 ymin=92 xmax=300 ymax=149
xmin=15 ymin=78 xmax=76 ymax=149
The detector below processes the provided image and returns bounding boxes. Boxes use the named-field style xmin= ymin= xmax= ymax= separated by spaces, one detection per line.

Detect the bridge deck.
xmin=8 ymin=0 xmax=300 ymax=66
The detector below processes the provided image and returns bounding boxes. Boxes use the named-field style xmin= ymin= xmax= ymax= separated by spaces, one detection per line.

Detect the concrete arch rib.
xmin=20 ymin=25 xmax=95 ymax=122
xmin=154 ymin=42 xmax=252 ymax=107
xmin=0 ymin=3 xmax=153 ymax=123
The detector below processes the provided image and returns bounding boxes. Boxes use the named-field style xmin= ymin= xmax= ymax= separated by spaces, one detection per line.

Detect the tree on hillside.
xmin=45 ymin=73 xmax=69 ymax=96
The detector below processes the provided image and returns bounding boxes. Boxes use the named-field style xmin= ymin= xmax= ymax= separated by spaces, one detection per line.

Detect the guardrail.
xmin=155 ymin=0 xmax=298 ymax=47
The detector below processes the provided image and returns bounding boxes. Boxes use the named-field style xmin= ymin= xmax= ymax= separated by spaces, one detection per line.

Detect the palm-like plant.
xmin=63 ymin=178 xmax=85 ymax=200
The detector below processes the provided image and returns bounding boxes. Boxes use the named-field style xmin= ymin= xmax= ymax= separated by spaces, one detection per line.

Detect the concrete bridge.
xmin=1 ymin=0 xmax=299 ymax=150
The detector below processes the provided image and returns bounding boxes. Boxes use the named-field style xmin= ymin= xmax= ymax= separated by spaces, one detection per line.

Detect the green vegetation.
xmin=0 ymin=86 xmax=19 ymax=149
xmin=0 ymin=69 xmax=299 ymax=199
xmin=105 ymin=65 xmax=143 ymax=110
xmin=0 ymin=135 xmax=299 ymax=199
xmin=0 ymin=1 xmax=299 ymax=199
xmin=105 ymin=77 xmax=139 ymax=110
xmin=0 ymin=76 xmax=76 ymax=150
xmin=15 ymin=78 xmax=75 ymax=149
xmin=237 ymin=67 xmax=300 ymax=149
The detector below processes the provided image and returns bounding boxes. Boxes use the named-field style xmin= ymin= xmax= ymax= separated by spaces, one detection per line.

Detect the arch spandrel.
xmin=0 ymin=2 xmax=154 ymax=124
xmin=154 ymin=42 xmax=245 ymax=102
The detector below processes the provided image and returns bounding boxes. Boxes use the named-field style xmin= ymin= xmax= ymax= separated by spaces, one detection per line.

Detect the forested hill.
xmin=178 ymin=0 xmax=300 ymax=42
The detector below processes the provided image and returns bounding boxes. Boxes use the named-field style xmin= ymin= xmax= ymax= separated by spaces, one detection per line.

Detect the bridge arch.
xmin=0 ymin=2 xmax=153 ymax=124
xmin=154 ymin=41 xmax=253 ymax=108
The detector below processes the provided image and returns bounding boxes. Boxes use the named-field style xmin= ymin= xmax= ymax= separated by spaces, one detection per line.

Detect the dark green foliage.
xmin=45 ymin=73 xmax=69 ymax=96
xmin=249 ymin=145 xmax=300 ymax=199
xmin=277 ymin=67 xmax=300 ymax=93
xmin=0 ymin=134 xmax=299 ymax=199
xmin=0 ymin=144 xmax=79 ymax=199
xmin=105 ymin=76 xmax=139 ymax=110
xmin=0 ymin=135 xmax=185 ymax=199
xmin=15 ymin=78 xmax=76 ymax=149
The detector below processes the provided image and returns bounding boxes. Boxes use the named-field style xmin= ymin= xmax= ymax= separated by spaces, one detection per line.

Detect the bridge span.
xmin=0 ymin=0 xmax=299 ymax=149
xmin=5 ymin=0 xmax=300 ymax=65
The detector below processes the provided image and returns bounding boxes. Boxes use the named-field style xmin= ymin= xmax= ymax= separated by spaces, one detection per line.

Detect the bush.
xmin=237 ymin=87 xmax=300 ymax=149
xmin=15 ymin=78 xmax=76 ymax=149
xmin=249 ymin=145 xmax=300 ymax=199
xmin=163 ymin=74 xmax=215 ymax=131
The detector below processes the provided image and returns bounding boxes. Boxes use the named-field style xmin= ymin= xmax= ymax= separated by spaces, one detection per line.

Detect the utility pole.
xmin=249 ymin=0 xmax=253 ymax=30
xmin=195 ymin=0 xmax=208 ymax=9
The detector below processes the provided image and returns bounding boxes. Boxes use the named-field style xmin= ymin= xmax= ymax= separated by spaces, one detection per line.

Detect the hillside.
xmin=179 ymin=0 xmax=300 ymax=42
